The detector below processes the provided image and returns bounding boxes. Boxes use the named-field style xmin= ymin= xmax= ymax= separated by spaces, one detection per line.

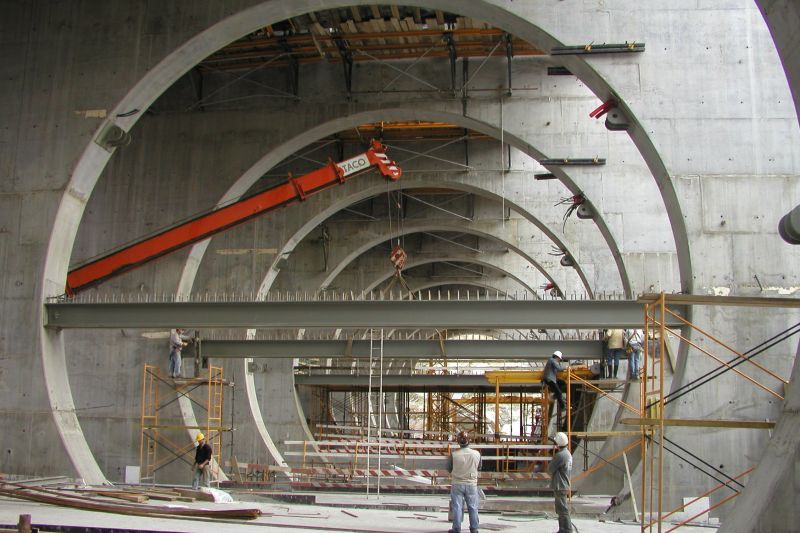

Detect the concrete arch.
xmin=362 ymin=256 xmax=538 ymax=295
xmin=250 ymin=170 xmax=597 ymax=296
xmin=246 ymin=111 xmax=623 ymax=298
xmin=40 ymin=0 xmax=687 ymax=482
xmin=313 ymin=221 xmax=563 ymax=294
xmin=180 ymin=133 xmax=607 ymax=469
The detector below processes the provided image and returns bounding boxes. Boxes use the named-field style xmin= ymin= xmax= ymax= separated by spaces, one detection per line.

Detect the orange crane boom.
xmin=66 ymin=140 xmax=401 ymax=295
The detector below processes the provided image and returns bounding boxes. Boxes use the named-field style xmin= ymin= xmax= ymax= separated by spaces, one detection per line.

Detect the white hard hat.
xmin=553 ymin=432 xmax=568 ymax=447
xmin=553 ymin=350 xmax=563 ymax=359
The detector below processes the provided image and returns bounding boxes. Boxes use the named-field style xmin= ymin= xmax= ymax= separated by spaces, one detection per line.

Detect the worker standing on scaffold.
xmin=168 ymin=328 xmax=189 ymax=378
xmin=542 ymin=350 xmax=568 ymax=411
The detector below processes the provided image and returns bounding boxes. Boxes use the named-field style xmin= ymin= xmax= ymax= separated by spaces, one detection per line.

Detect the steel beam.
xmin=44 ymin=300 xmax=686 ymax=329
xmin=293 ymin=373 xmax=541 ymax=392
xmin=202 ymin=339 xmax=601 ymax=359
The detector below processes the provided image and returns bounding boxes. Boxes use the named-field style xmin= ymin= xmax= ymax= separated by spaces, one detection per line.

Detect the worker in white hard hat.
xmin=542 ymin=350 xmax=568 ymax=411
xmin=192 ymin=432 xmax=212 ymax=489
xmin=547 ymin=432 xmax=573 ymax=533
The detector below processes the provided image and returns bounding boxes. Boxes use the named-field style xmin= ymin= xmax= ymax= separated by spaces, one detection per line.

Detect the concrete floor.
xmin=0 ymin=491 xmax=719 ymax=532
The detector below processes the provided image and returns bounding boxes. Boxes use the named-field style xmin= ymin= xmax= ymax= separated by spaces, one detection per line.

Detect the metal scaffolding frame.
xmin=139 ymin=364 xmax=231 ymax=484
xmin=636 ymin=293 xmax=795 ymax=532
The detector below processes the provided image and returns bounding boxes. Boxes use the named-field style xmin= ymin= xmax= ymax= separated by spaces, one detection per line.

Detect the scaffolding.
xmin=634 ymin=293 xmax=796 ymax=532
xmin=139 ymin=363 xmax=231 ymax=484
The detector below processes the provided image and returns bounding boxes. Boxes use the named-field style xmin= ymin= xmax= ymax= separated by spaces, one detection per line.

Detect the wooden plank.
xmin=620 ymin=417 xmax=775 ymax=429
xmin=230 ymin=456 xmax=245 ymax=483
xmin=137 ymin=490 xmax=180 ymax=501
xmin=369 ymin=19 xmax=386 ymax=47
xmin=583 ymin=430 xmax=642 ymax=438
xmin=99 ymin=491 xmax=149 ymax=503
xmin=175 ymin=488 xmax=215 ymax=502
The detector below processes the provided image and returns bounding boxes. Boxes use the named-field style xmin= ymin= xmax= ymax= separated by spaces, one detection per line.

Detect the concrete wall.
xmin=0 ymin=0 xmax=799 ymax=526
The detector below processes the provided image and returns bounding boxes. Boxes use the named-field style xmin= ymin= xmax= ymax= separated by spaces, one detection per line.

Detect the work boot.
xmin=447 ymin=529 xmax=460 ymax=533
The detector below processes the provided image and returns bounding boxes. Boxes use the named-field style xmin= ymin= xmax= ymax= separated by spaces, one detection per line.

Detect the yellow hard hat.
xmin=195 ymin=433 xmax=205 ymax=442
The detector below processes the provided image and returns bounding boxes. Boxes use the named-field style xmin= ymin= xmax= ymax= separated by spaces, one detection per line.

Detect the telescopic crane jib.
xmin=66 ymin=140 xmax=402 ymax=295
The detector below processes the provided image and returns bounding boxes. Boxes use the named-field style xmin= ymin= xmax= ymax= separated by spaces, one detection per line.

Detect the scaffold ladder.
xmin=207 ymin=364 xmax=224 ymax=481
xmin=366 ymin=327 xmax=384 ymax=496
xmin=139 ymin=364 xmax=160 ymax=482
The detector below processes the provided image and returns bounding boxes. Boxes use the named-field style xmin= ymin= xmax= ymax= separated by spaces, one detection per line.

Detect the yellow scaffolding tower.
xmin=139 ymin=363 xmax=230 ymax=484
xmin=635 ymin=293 xmax=795 ymax=532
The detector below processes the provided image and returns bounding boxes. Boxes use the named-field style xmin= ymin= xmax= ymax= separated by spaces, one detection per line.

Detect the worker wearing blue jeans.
xmin=448 ymin=431 xmax=481 ymax=533
xmin=604 ymin=329 xmax=625 ymax=378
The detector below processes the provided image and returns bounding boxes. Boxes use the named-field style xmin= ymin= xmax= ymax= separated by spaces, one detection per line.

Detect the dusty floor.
xmin=0 ymin=489 xmax=720 ymax=532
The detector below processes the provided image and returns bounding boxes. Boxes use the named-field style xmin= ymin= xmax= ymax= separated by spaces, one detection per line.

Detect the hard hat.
xmin=553 ymin=350 xmax=563 ymax=359
xmin=456 ymin=431 xmax=469 ymax=446
xmin=195 ymin=433 xmax=205 ymax=442
xmin=553 ymin=432 xmax=568 ymax=447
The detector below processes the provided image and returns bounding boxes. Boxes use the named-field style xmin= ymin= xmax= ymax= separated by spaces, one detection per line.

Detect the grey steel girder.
xmin=294 ymin=373 xmax=540 ymax=392
xmin=44 ymin=300 xmax=685 ymax=329
xmin=202 ymin=339 xmax=602 ymax=358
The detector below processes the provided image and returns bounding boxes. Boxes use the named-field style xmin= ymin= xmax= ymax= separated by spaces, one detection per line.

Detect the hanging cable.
xmin=555 ymin=194 xmax=585 ymax=232
xmin=661 ymin=436 xmax=744 ymax=492
xmin=663 ymin=321 xmax=800 ymax=407
xmin=500 ymin=96 xmax=505 ymax=229
xmin=647 ymin=436 xmax=741 ymax=493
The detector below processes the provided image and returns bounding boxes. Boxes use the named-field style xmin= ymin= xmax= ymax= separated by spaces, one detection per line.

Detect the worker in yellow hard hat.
xmin=192 ymin=432 xmax=212 ymax=489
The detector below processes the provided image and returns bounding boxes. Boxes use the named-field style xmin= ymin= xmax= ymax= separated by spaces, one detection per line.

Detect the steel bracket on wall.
xmin=504 ymin=32 xmax=513 ymax=96
xmin=279 ymin=36 xmax=300 ymax=97
xmin=444 ymin=32 xmax=458 ymax=97
xmin=551 ymin=43 xmax=645 ymax=55
xmin=332 ymin=33 xmax=354 ymax=98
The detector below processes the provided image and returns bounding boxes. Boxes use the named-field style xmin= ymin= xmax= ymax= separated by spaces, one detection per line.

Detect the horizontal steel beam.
xmin=45 ymin=300 xmax=686 ymax=329
xmin=203 ymin=339 xmax=602 ymax=359
xmin=294 ymin=373 xmax=541 ymax=392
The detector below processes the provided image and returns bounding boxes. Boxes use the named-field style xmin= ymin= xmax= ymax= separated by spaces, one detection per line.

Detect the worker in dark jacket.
xmin=548 ymin=432 xmax=573 ymax=533
xmin=192 ymin=432 xmax=213 ymax=489
xmin=542 ymin=350 xmax=568 ymax=409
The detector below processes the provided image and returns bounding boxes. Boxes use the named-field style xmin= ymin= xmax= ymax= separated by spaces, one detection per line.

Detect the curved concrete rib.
xmin=316 ymin=221 xmax=563 ymax=294
xmin=45 ymin=0 xmax=683 ymax=483
xmin=362 ymin=256 xmax=537 ymax=295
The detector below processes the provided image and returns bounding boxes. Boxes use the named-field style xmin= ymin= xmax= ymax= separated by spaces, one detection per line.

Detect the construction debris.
xmin=0 ymin=481 xmax=261 ymax=521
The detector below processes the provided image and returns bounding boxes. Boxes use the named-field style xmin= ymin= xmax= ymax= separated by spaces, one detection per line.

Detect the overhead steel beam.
xmin=202 ymin=339 xmax=601 ymax=359
xmin=44 ymin=300 xmax=686 ymax=329
xmin=294 ymin=373 xmax=541 ymax=392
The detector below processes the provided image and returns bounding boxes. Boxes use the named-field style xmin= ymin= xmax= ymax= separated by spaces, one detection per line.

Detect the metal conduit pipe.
xmin=778 ymin=204 xmax=800 ymax=245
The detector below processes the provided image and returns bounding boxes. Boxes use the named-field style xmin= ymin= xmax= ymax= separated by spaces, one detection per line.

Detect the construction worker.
xmin=604 ymin=329 xmax=625 ymax=378
xmin=542 ymin=350 xmax=567 ymax=410
xmin=192 ymin=433 xmax=212 ymax=489
xmin=625 ymin=329 xmax=644 ymax=380
xmin=168 ymin=328 xmax=189 ymax=378
xmin=548 ymin=432 xmax=573 ymax=533
xmin=447 ymin=431 xmax=481 ymax=533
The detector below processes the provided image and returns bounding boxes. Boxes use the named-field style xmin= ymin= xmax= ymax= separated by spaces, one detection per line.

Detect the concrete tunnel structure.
xmin=1 ymin=1 xmax=800 ymax=531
